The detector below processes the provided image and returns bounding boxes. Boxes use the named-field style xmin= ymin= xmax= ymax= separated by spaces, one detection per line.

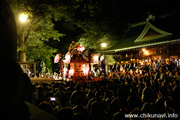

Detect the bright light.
xmin=65 ymin=52 xmax=71 ymax=63
xmin=19 ymin=13 xmax=28 ymax=23
xmin=144 ymin=50 xmax=149 ymax=56
xmin=142 ymin=48 xmax=150 ymax=56
xmin=69 ymin=69 xmax=74 ymax=76
xmin=82 ymin=64 xmax=89 ymax=75
xmin=101 ymin=43 xmax=107 ymax=48
xmin=142 ymin=48 xmax=146 ymax=52
xmin=84 ymin=68 xmax=89 ymax=75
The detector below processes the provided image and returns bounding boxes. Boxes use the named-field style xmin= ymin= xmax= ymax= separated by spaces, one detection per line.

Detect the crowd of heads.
xmin=6 ymin=58 xmax=178 ymax=119
xmin=29 ymin=58 xmax=180 ymax=120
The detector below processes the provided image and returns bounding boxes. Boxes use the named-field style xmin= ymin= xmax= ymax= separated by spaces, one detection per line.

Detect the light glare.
xmin=19 ymin=13 xmax=28 ymax=23
xmin=101 ymin=43 xmax=107 ymax=48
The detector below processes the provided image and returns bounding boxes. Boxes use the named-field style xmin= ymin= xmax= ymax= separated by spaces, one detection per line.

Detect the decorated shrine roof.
xmin=70 ymin=51 xmax=89 ymax=63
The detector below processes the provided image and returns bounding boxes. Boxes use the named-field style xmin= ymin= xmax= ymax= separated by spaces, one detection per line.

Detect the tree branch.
xmin=32 ymin=12 xmax=52 ymax=25
xmin=24 ymin=25 xmax=31 ymax=43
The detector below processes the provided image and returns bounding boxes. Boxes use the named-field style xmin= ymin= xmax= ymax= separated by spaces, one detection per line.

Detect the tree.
xmin=26 ymin=43 xmax=57 ymax=72
xmin=50 ymin=0 xmax=180 ymax=51
xmin=46 ymin=19 xmax=84 ymax=55
xmin=7 ymin=0 xmax=179 ymax=66
xmin=7 ymin=0 xmax=63 ymax=63
xmin=49 ymin=0 xmax=147 ymax=50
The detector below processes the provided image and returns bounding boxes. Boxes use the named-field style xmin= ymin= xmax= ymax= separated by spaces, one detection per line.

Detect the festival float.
xmin=63 ymin=41 xmax=90 ymax=81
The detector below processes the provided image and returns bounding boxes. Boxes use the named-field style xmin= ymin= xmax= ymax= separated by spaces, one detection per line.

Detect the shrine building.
xmin=101 ymin=21 xmax=180 ymax=65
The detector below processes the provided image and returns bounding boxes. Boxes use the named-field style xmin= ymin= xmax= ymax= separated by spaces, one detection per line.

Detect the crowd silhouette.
xmin=29 ymin=60 xmax=179 ymax=120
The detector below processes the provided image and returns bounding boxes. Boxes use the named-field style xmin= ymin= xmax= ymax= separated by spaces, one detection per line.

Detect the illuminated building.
xmin=99 ymin=21 xmax=180 ymax=64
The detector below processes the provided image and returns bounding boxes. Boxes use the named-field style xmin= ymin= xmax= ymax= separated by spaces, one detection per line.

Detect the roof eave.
xmin=113 ymin=38 xmax=180 ymax=52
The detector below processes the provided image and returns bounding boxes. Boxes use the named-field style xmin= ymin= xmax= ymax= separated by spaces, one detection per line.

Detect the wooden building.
xmin=101 ymin=21 xmax=180 ymax=64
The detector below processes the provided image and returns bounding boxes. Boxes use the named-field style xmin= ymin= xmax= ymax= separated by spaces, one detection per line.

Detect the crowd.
xmin=27 ymin=59 xmax=180 ymax=120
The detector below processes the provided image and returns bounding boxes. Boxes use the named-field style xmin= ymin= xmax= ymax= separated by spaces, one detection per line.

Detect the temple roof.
xmin=101 ymin=21 xmax=179 ymax=53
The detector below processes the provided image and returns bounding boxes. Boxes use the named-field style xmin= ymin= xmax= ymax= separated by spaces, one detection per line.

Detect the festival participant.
xmin=99 ymin=59 xmax=106 ymax=78
xmin=59 ymin=53 xmax=64 ymax=76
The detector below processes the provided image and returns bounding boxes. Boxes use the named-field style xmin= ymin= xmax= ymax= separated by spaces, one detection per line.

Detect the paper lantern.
xmin=54 ymin=54 xmax=59 ymax=63
xmin=65 ymin=52 xmax=71 ymax=63
xmin=69 ymin=69 xmax=74 ymax=76
xmin=93 ymin=54 xmax=99 ymax=63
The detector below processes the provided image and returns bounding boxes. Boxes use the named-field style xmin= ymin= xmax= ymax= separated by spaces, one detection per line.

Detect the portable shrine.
xmin=68 ymin=53 xmax=89 ymax=81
